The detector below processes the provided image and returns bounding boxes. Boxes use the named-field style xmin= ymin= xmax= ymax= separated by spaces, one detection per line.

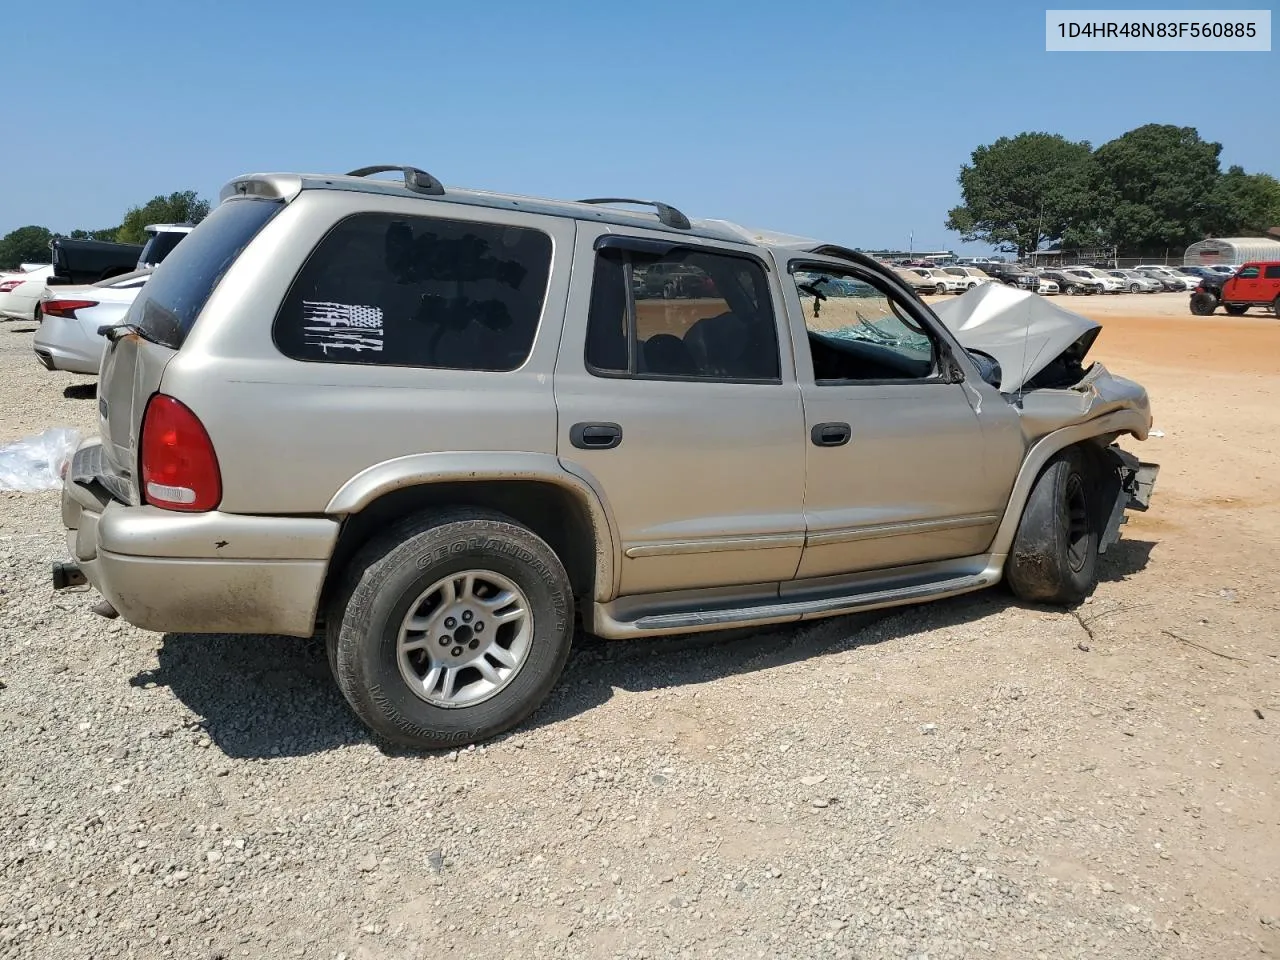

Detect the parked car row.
xmin=894 ymin=263 xmax=1050 ymax=295
xmin=0 ymin=223 xmax=194 ymax=376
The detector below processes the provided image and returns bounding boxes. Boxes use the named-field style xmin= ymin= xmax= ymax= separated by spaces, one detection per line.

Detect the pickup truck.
xmin=47 ymin=237 xmax=144 ymax=286
xmin=47 ymin=224 xmax=195 ymax=287
xmin=1189 ymin=262 xmax=1280 ymax=316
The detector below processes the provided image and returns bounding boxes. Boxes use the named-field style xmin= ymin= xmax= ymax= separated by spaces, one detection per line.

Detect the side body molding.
xmin=325 ymin=452 xmax=621 ymax=601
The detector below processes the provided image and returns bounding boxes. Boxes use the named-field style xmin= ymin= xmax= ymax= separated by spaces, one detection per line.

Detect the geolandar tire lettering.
xmin=328 ymin=509 xmax=575 ymax=749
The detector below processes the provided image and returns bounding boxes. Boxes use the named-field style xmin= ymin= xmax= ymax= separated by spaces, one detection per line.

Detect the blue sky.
xmin=2 ymin=0 xmax=1275 ymax=253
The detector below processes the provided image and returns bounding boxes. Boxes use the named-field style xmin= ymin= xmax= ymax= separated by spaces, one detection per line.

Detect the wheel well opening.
xmin=319 ymin=480 xmax=598 ymax=624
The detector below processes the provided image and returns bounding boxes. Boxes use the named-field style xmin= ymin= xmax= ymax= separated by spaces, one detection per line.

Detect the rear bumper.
xmin=59 ymin=441 xmax=339 ymax=637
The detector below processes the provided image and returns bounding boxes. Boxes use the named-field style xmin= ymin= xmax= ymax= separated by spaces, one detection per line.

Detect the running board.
xmin=590 ymin=558 xmax=1003 ymax=639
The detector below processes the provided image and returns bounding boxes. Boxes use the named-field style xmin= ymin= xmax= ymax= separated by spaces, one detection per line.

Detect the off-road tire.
xmin=1006 ymin=448 xmax=1100 ymax=606
xmin=1189 ymin=292 xmax=1217 ymax=316
xmin=1273 ymin=295 xmax=1280 ymax=317
xmin=327 ymin=509 xmax=574 ymax=749
xmin=1223 ymin=303 xmax=1248 ymax=316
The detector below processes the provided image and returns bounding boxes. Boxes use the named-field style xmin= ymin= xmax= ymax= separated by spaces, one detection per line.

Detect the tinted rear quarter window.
xmin=273 ymin=213 xmax=552 ymax=372
xmin=133 ymin=199 xmax=281 ymax=349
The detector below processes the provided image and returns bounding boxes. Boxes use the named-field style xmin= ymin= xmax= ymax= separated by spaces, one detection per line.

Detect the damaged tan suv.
xmin=54 ymin=165 xmax=1158 ymax=749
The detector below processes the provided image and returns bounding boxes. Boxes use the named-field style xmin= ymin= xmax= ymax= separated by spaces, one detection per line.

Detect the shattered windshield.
xmin=792 ymin=269 xmax=933 ymax=363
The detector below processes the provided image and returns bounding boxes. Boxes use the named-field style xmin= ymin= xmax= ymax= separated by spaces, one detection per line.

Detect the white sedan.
xmin=33 ymin=270 xmax=149 ymax=375
xmin=0 ymin=264 xmax=54 ymax=321
xmin=909 ymin=267 xmax=966 ymax=294
xmin=941 ymin=266 xmax=998 ymax=289
xmin=1061 ymin=267 xmax=1125 ymax=293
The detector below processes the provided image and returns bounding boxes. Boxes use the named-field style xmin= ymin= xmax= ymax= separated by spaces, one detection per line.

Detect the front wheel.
xmin=1006 ymin=448 xmax=1099 ymax=606
xmin=1063 ymin=283 xmax=1079 ymax=295
xmin=1128 ymin=283 xmax=1140 ymax=293
xmin=1189 ymin=292 xmax=1217 ymax=316
xmin=327 ymin=509 xmax=575 ymax=749
xmin=935 ymin=283 xmax=947 ymax=295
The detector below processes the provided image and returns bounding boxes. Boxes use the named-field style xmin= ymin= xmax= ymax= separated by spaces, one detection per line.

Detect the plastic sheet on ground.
xmin=0 ymin=429 xmax=81 ymax=492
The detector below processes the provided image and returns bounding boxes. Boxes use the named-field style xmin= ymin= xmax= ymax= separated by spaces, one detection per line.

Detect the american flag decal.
xmin=301 ymin=300 xmax=384 ymax=354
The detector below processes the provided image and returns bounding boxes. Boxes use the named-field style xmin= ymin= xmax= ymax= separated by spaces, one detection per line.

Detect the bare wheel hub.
xmin=397 ymin=570 xmax=532 ymax=707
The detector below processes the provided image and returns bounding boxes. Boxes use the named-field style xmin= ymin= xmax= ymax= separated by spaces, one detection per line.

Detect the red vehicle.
xmin=1189 ymin=261 xmax=1280 ymax=316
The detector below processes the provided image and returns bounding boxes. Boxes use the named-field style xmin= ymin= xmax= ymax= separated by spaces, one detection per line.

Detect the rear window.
xmin=138 ymin=230 xmax=188 ymax=267
xmin=272 ymin=213 xmax=552 ymax=372
xmin=132 ymin=198 xmax=281 ymax=349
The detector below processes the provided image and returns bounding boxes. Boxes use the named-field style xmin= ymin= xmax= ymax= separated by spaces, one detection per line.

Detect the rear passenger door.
xmin=1262 ymin=264 xmax=1280 ymax=302
xmin=554 ymin=226 xmax=807 ymax=598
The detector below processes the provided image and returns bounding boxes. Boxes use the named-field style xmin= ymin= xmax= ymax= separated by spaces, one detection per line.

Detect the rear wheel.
xmin=1189 ymin=292 xmax=1217 ymax=316
xmin=1223 ymin=303 xmax=1248 ymax=316
xmin=32 ymin=304 xmax=41 ymax=324
xmin=327 ymin=509 xmax=575 ymax=749
xmin=1273 ymin=295 xmax=1280 ymax=317
xmin=1006 ymin=448 xmax=1099 ymax=606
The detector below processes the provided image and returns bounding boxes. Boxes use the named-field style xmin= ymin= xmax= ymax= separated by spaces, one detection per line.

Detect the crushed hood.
xmin=929 ymin=283 xmax=1101 ymax=393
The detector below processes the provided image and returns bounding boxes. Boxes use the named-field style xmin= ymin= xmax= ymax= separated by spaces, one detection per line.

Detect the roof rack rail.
xmin=346 ymin=165 xmax=445 ymax=197
xmin=578 ymin=198 xmax=691 ymax=231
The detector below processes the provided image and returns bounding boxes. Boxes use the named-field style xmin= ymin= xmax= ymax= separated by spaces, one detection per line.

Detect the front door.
xmin=782 ymin=259 xmax=1024 ymax=581
xmin=554 ymin=226 xmax=807 ymax=597
xmin=1228 ymin=264 xmax=1261 ymax=303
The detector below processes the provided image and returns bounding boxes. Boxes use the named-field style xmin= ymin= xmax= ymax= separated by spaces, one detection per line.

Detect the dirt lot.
xmin=1 ymin=291 xmax=1278 ymax=960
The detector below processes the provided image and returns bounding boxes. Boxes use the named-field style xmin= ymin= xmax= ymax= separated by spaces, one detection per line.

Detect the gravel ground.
xmin=1 ymin=309 xmax=1278 ymax=960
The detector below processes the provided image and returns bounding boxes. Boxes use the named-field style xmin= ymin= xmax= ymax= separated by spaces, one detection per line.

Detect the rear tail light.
xmin=0 ymin=279 xmax=24 ymax=293
xmin=42 ymin=299 xmax=99 ymax=318
xmin=139 ymin=395 xmax=221 ymax=512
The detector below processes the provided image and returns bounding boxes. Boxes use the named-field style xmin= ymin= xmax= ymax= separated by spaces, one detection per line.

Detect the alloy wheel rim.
xmin=397 ymin=569 xmax=533 ymax=708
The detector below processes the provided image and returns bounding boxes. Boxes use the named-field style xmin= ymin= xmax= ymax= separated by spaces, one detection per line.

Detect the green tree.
xmin=116 ymin=190 xmax=211 ymax=244
xmin=945 ymin=133 xmax=1094 ymax=257
xmin=69 ymin=227 xmax=123 ymax=241
xmin=0 ymin=225 xmax=55 ymax=268
xmin=1207 ymin=166 xmax=1280 ymax=236
xmin=1088 ymin=124 xmax=1222 ymax=253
